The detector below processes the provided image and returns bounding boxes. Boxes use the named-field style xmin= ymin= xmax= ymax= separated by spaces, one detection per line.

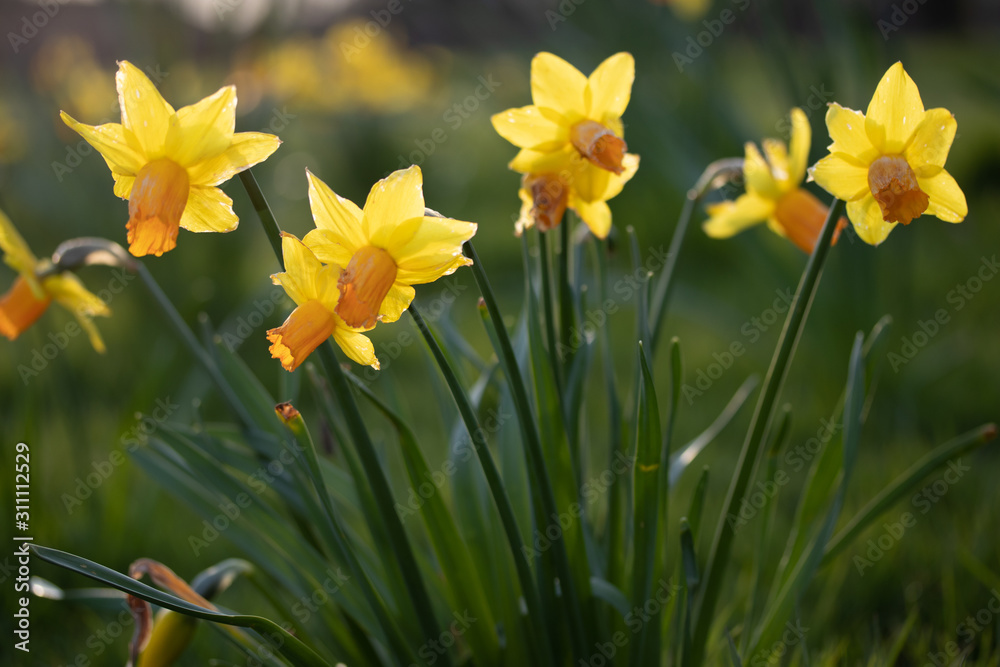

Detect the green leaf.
xmin=31 ymin=545 xmax=331 ymax=667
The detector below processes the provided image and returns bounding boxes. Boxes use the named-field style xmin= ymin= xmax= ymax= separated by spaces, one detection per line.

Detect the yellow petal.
xmin=808 ymin=153 xmax=869 ymax=201
xmin=60 ymin=112 xmax=144 ymax=176
xmin=568 ymin=161 xmax=613 ymax=203
xmin=113 ymin=174 xmax=135 ymax=199
xmin=166 ymin=86 xmax=237 ymax=168
xmin=389 ymin=216 xmax=477 ymax=284
xmin=571 ymin=198 xmax=612 ymax=239
xmin=0 ymin=207 xmax=40 ymax=281
xmin=333 ymin=328 xmax=379 ymax=369
xmin=787 ymin=107 xmax=811 ymax=186
xmin=180 ymin=186 xmax=238 ymax=233
xmin=116 ymin=61 xmax=175 ymax=157
xmin=586 ymin=52 xmax=634 ymax=122
xmin=43 ymin=273 xmax=110 ymax=353
xmin=362 ymin=165 xmax=425 ymax=239
xmin=595 ymin=153 xmax=640 ymax=201
xmin=703 ymin=193 xmax=775 ymax=238
xmin=531 ymin=52 xmax=587 ymax=119
xmin=743 ymin=142 xmax=779 ymax=199
xmin=824 ymin=103 xmax=878 ymax=163
xmin=761 ymin=138 xmax=791 ymax=188
xmin=303 ymin=229 xmax=354 ymax=267
xmin=186 ymin=132 xmax=281 ymax=187
xmin=865 ymin=62 xmax=925 ymax=154
xmin=491 ymin=106 xmax=567 ymax=151
xmin=919 ymin=169 xmax=967 ymax=223
xmin=846 ymin=195 xmax=895 ymax=246
xmin=305 ymin=169 xmax=367 ymax=254
xmin=379 ymin=283 xmax=415 ymax=324
xmin=273 ymin=233 xmax=324 ymax=305
xmin=904 ymin=107 xmax=957 ymax=173
xmin=508 ymin=145 xmax=578 ymax=174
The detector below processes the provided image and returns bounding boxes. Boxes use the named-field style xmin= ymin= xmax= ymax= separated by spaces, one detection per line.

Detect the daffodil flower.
xmin=704 ymin=108 xmax=846 ymax=253
xmin=491 ymin=52 xmax=640 ymax=238
xmin=0 ymin=209 xmax=109 ymax=351
xmin=302 ymin=166 xmax=477 ymax=329
xmin=61 ymin=61 xmax=281 ymax=257
xmin=268 ymin=233 xmax=378 ymax=371
xmin=808 ymin=62 xmax=967 ymax=245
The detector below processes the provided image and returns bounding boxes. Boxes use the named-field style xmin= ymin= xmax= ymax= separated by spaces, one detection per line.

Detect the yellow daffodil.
xmin=491 ymin=52 xmax=640 ymax=238
xmin=0 ymin=209 xmax=109 ymax=352
xmin=61 ymin=61 xmax=280 ymax=258
xmin=808 ymin=62 xmax=967 ymax=245
xmin=704 ymin=108 xmax=846 ymax=254
xmin=302 ymin=166 xmax=477 ymax=329
xmin=268 ymin=233 xmax=378 ymax=371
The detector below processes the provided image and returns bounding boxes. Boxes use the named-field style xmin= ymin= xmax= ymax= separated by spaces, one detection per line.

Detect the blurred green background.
xmin=1 ymin=0 xmax=999 ymax=664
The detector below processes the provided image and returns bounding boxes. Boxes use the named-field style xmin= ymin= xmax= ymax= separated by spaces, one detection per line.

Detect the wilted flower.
xmin=268 ymin=233 xmax=378 ymax=372
xmin=808 ymin=62 xmax=967 ymax=245
xmin=303 ymin=166 xmax=476 ymax=329
xmin=491 ymin=52 xmax=640 ymax=238
xmin=0 ymin=209 xmax=109 ymax=352
xmin=61 ymin=61 xmax=280 ymax=257
xmin=704 ymin=108 xmax=846 ymax=253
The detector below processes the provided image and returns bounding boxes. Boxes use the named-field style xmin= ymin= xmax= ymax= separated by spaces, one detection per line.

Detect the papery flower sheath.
xmin=704 ymin=108 xmax=846 ymax=253
xmin=491 ymin=52 xmax=640 ymax=238
xmin=268 ymin=233 xmax=378 ymax=372
xmin=302 ymin=166 xmax=477 ymax=329
xmin=808 ymin=62 xmax=967 ymax=245
xmin=61 ymin=61 xmax=281 ymax=257
xmin=0 ymin=209 xmax=109 ymax=352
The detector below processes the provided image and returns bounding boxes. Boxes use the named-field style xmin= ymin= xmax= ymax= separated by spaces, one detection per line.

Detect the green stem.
xmin=537 ymin=230 xmax=563 ymax=393
xmin=277 ymin=406 xmax=419 ymax=667
xmin=409 ymin=302 xmax=555 ymax=666
xmin=650 ymin=158 xmax=744 ymax=353
xmin=464 ymin=240 xmax=590 ymax=662
xmin=136 ymin=263 xmax=255 ymax=428
xmin=239 ymin=169 xmax=284 ymax=270
xmin=687 ymin=198 xmax=846 ymax=667
xmin=317 ymin=343 xmax=449 ymax=667
xmin=558 ymin=218 xmax=575 ymax=368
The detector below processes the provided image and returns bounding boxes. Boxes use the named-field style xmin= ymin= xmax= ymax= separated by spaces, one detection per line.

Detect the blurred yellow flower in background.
xmin=491 ymin=52 xmax=640 ymax=238
xmin=0 ymin=209 xmax=109 ymax=352
xmin=61 ymin=61 xmax=281 ymax=257
xmin=268 ymin=233 xmax=378 ymax=372
xmin=303 ymin=166 xmax=476 ymax=329
xmin=808 ymin=62 xmax=967 ymax=245
xmin=704 ymin=108 xmax=846 ymax=253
